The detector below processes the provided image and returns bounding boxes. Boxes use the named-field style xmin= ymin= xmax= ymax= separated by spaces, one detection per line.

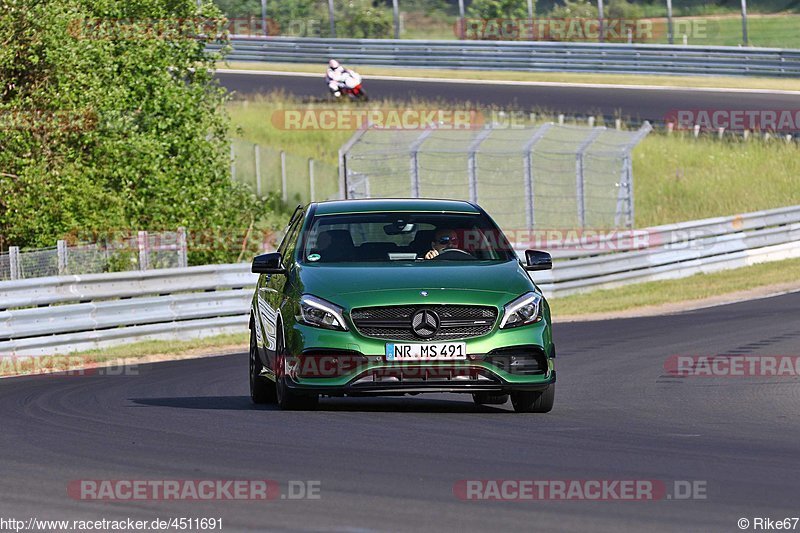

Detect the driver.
xmin=424 ymin=229 xmax=460 ymax=259
xmin=326 ymin=59 xmax=347 ymax=97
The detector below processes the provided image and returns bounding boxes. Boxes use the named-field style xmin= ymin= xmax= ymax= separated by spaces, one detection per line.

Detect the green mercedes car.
xmin=249 ymin=198 xmax=556 ymax=412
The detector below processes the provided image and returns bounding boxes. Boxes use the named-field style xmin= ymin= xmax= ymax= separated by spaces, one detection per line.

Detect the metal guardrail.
xmin=1 ymin=205 xmax=798 ymax=356
xmin=0 ymin=265 xmax=255 ymax=356
xmin=0 ymin=263 xmax=250 ymax=309
xmin=531 ymin=204 xmax=800 ymax=260
xmin=211 ymin=37 xmax=800 ymax=77
xmin=535 ymin=223 xmax=800 ymax=294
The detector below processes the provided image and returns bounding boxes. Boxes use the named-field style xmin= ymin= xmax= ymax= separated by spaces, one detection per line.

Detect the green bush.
xmin=213 ymin=0 xmax=261 ymax=17
xmin=329 ymin=0 xmax=392 ymax=38
xmin=606 ymin=0 xmax=645 ymax=20
xmin=396 ymin=0 xmax=454 ymax=14
xmin=467 ymin=0 xmax=534 ymax=19
xmin=0 ymin=0 xmax=263 ymax=264
xmin=548 ymin=0 xmax=597 ymax=19
xmin=212 ymin=0 xmax=393 ymax=38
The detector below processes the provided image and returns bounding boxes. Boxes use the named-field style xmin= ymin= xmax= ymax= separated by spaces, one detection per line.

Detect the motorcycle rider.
xmin=326 ymin=59 xmax=347 ymax=98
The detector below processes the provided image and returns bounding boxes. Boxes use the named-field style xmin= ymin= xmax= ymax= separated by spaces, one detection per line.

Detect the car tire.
xmin=510 ymin=384 xmax=555 ymax=413
xmin=472 ymin=392 xmax=509 ymax=405
xmin=250 ymin=327 xmax=276 ymax=404
xmin=275 ymin=329 xmax=319 ymax=411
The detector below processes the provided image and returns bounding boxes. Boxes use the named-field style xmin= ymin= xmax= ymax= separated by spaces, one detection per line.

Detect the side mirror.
xmin=252 ymin=252 xmax=286 ymax=274
xmin=524 ymin=250 xmax=552 ymax=271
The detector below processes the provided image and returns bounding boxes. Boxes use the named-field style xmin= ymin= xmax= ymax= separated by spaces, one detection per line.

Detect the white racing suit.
xmin=326 ymin=65 xmax=347 ymax=97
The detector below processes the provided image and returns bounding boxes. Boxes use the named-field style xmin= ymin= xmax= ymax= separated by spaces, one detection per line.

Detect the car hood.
xmin=295 ymin=260 xmax=536 ymax=309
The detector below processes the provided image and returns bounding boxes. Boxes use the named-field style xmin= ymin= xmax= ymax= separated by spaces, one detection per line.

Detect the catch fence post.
xmin=177 ymin=227 xmax=188 ymax=268
xmin=309 ymin=159 xmax=316 ymax=202
xmin=9 ymin=246 xmax=20 ymax=280
xmin=255 ymin=144 xmax=262 ymax=198
xmin=57 ymin=240 xmax=68 ymax=275
xmin=281 ymin=150 xmax=287 ymax=203
xmin=138 ymin=231 xmax=150 ymax=271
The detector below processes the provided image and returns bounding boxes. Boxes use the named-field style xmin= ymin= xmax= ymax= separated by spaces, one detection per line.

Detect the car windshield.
xmin=300 ymin=211 xmax=516 ymax=264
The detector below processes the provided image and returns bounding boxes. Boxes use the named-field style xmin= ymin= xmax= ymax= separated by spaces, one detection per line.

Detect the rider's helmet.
xmin=328 ymin=59 xmax=340 ymax=69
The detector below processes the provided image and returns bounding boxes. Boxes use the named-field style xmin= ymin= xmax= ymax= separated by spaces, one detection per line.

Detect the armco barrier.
xmin=1 ymin=205 xmax=798 ymax=356
xmin=0 ymin=265 xmax=256 ymax=356
xmin=209 ymin=37 xmax=800 ymax=77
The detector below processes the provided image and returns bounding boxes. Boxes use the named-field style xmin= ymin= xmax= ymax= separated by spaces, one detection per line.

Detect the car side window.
xmin=278 ymin=211 xmax=304 ymax=262
xmin=277 ymin=209 xmax=304 ymax=258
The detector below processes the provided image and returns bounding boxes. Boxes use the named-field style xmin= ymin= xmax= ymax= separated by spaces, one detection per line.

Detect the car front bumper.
xmin=281 ymin=315 xmax=555 ymax=395
xmin=283 ymin=368 xmax=556 ymax=396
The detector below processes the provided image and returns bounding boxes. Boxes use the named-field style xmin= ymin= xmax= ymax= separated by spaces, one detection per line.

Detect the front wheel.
xmin=250 ymin=327 xmax=276 ymax=404
xmin=350 ymin=89 xmax=368 ymax=101
xmin=510 ymin=384 xmax=554 ymax=413
xmin=275 ymin=330 xmax=319 ymax=411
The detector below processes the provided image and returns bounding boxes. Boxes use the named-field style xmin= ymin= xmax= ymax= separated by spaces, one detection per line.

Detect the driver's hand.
xmin=424 ymin=249 xmax=439 ymax=259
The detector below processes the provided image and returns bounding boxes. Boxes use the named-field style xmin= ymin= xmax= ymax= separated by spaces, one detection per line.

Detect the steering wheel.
xmin=432 ymin=248 xmax=473 ymax=260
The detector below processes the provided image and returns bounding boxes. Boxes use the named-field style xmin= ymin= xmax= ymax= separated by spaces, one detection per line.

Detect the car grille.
xmin=350 ymin=305 xmax=497 ymax=341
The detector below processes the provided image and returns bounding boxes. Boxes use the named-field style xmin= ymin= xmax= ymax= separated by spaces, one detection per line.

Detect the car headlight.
xmin=499 ymin=292 xmax=543 ymax=329
xmin=298 ymin=295 xmax=348 ymax=331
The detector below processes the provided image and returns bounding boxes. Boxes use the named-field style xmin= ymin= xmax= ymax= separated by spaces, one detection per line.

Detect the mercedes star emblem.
xmin=411 ymin=309 xmax=440 ymax=339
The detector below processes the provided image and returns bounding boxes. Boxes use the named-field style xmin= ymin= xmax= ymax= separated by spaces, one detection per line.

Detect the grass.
xmin=71 ymin=332 xmax=248 ymax=361
xmin=219 ymin=61 xmax=800 ymax=93
xmin=227 ymin=94 xmax=800 ymax=225
xmin=227 ymin=95 xmax=353 ymax=202
xmin=548 ymin=257 xmax=800 ymax=317
xmin=633 ymin=134 xmax=800 ymax=227
xmin=228 ymin=96 xmax=353 ymax=164
xmin=702 ymin=13 xmax=800 ymax=48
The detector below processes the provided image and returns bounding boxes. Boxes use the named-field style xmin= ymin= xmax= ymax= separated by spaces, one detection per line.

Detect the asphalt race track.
xmin=2 ymin=291 xmax=799 ymax=532
xmin=216 ymin=70 xmax=800 ymax=123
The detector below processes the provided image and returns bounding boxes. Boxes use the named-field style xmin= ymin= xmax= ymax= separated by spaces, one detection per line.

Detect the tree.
xmin=549 ymin=0 xmax=597 ymax=18
xmin=325 ymin=0 xmax=392 ymax=38
xmin=0 ymin=0 xmax=258 ymax=263
xmin=467 ymin=0 xmax=534 ymax=19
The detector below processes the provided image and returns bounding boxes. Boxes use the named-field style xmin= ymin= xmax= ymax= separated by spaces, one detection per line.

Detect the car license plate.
xmin=385 ymin=342 xmax=467 ymax=361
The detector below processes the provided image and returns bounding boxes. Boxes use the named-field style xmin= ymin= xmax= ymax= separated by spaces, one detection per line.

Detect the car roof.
xmin=312 ymin=198 xmax=480 ymax=216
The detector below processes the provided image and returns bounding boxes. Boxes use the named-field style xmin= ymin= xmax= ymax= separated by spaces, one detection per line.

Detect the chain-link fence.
xmin=340 ymin=122 xmax=651 ymax=229
xmin=230 ymin=139 xmax=340 ymax=203
xmin=0 ymin=230 xmax=188 ymax=281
